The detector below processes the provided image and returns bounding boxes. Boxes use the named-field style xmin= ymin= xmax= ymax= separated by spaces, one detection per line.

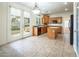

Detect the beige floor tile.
xmin=0 ymin=32 xmax=76 ymax=57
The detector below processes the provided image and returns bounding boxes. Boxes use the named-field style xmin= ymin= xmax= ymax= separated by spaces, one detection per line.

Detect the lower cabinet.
xmin=32 ymin=26 xmax=47 ymax=36
xmin=41 ymin=27 xmax=47 ymax=34
xmin=57 ymin=27 xmax=62 ymax=33
xmin=47 ymin=27 xmax=58 ymax=39
xmin=32 ymin=26 xmax=62 ymax=36
xmin=32 ymin=27 xmax=40 ymax=36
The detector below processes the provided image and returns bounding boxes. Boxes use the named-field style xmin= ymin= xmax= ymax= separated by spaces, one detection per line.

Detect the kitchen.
xmin=32 ymin=15 xmax=62 ymax=39
xmin=0 ymin=2 xmax=75 ymax=57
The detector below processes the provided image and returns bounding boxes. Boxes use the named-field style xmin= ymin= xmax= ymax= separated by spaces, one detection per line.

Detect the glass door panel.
xmin=11 ymin=16 xmax=20 ymax=35
xmin=10 ymin=7 xmax=21 ymax=39
xmin=24 ymin=18 xmax=30 ymax=32
xmin=23 ymin=11 xmax=31 ymax=37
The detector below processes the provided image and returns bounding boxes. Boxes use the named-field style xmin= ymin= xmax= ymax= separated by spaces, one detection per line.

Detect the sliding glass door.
xmin=10 ymin=7 xmax=31 ymax=40
xmin=10 ymin=7 xmax=22 ymax=40
xmin=23 ymin=11 xmax=31 ymax=37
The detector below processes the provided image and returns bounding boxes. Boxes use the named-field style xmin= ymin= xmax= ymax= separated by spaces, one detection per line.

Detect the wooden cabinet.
xmin=47 ymin=26 xmax=62 ymax=39
xmin=32 ymin=27 xmax=41 ymax=36
xmin=42 ymin=15 xmax=49 ymax=24
xmin=41 ymin=27 xmax=44 ymax=34
xmin=57 ymin=26 xmax=62 ymax=33
xmin=47 ymin=27 xmax=58 ymax=39
xmin=49 ymin=18 xmax=57 ymax=23
xmin=49 ymin=17 xmax=62 ymax=23
xmin=42 ymin=16 xmax=62 ymax=24
xmin=43 ymin=27 xmax=47 ymax=33
xmin=57 ymin=17 xmax=62 ymax=23
xmin=32 ymin=26 xmax=47 ymax=36
xmin=41 ymin=27 xmax=47 ymax=34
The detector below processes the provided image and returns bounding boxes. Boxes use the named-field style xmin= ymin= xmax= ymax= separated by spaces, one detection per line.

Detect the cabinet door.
xmin=44 ymin=27 xmax=47 ymax=33
xmin=42 ymin=15 xmax=49 ymax=24
xmin=42 ymin=16 xmax=46 ymax=24
xmin=57 ymin=17 xmax=62 ymax=23
xmin=43 ymin=27 xmax=45 ymax=33
xmin=46 ymin=16 xmax=49 ymax=23
xmin=33 ymin=27 xmax=38 ymax=36
xmin=49 ymin=18 xmax=52 ymax=23
xmin=41 ymin=27 xmax=44 ymax=34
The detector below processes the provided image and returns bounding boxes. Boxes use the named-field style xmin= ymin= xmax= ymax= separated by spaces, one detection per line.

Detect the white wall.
xmin=0 ymin=3 xmax=8 ymax=45
xmin=0 ymin=3 xmax=3 ymax=45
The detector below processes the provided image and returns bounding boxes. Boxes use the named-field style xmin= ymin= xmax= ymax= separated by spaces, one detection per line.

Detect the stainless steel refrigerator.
xmin=70 ymin=15 xmax=73 ymax=45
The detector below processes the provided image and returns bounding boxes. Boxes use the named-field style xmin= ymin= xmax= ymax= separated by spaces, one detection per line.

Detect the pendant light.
xmin=32 ymin=3 xmax=41 ymax=15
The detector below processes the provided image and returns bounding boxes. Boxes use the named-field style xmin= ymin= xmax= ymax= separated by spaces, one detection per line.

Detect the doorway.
xmin=9 ymin=7 xmax=31 ymax=41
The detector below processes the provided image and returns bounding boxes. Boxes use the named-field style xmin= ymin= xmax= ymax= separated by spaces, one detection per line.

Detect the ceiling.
xmin=19 ymin=2 xmax=73 ymax=15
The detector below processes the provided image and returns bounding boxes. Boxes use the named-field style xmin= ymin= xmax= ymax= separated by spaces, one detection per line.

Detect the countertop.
xmin=33 ymin=24 xmax=62 ymax=28
xmin=48 ymin=24 xmax=62 ymax=26
xmin=48 ymin=27 xmax=60 ymax=28
xmin=33 ymin=25 xmax=47 ymax=28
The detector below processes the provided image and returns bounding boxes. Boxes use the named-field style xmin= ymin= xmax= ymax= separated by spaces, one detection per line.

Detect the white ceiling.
xmin=19 ymin=2 xmax=73 ymax=15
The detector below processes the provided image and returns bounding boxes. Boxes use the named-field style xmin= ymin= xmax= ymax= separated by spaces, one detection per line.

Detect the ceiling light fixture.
xmin=64 ymin=2 xmax=68 ymax=5
xmin=65 ymin=8 xmax=68 ymax=11
xmin=32 ymin=3 xmax=41 ymax=15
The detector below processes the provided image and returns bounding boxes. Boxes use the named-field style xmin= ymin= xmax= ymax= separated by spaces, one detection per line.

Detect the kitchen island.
xmin=47 ymin=26 xmax=62 ymax=39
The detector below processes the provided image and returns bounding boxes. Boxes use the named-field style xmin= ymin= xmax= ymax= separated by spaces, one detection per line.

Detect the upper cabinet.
xmin=57 ymin=17 xmax=62 ymax=23
xmin=42 ymin=16 xmax=62 ymax=24
xmin=49 ymin=17 xmax=62 ymax=24
xmin=42 ymin=15 xmax=49 ymax=25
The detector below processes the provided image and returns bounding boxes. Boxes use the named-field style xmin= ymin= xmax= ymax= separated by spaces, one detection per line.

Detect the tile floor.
xmin=0 ymin=33 xmax=76 ymax=57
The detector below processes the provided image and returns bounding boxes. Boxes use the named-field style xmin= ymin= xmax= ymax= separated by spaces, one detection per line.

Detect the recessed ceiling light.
xmin=65 ymin=8 xmax=68 ymax=11
xmin=64 ymin=2 xmax=67 ymax=5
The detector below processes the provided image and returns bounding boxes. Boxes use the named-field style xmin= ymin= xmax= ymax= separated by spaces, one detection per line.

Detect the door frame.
xmin=73 ymin=2 xmax=79 ymax=57
xmin=76 ymin=2 xmax=79 ymax=56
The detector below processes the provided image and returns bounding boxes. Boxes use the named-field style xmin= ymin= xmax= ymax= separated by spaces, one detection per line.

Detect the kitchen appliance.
xmin=70 ymin=14 xmax=73 ymax=45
